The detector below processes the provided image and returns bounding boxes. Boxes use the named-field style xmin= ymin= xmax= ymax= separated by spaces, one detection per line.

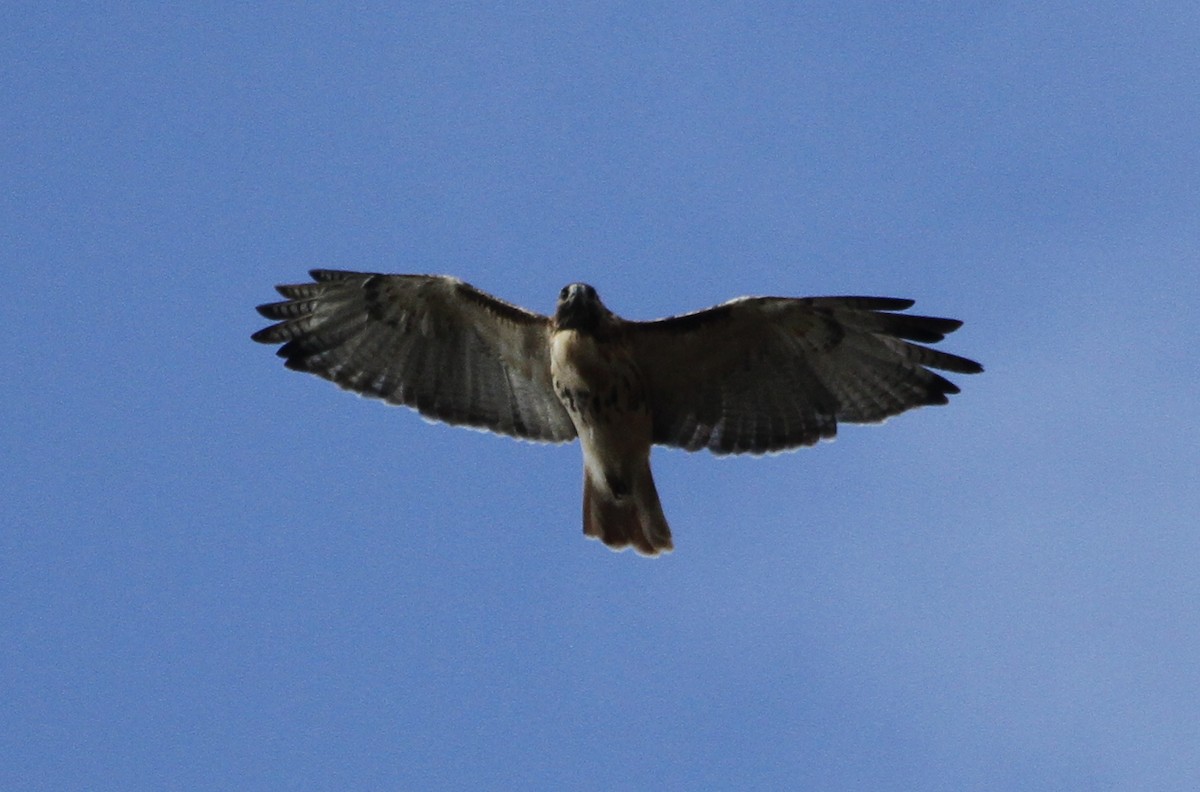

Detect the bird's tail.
xmin=582 ymin=460 xmax=674 ymax=556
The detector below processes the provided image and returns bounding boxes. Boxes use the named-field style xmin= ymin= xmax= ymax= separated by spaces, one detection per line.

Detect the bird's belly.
xmin=550 ymin=330 xmax=652 ymax=473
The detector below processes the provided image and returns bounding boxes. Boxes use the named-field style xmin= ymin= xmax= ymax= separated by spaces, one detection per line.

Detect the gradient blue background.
xmin=4 ymin=3 xmax=1198 ymax=790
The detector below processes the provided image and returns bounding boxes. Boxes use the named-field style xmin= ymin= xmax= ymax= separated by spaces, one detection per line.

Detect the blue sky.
xmin=4 ymin=3 xmax=1198 ymax=789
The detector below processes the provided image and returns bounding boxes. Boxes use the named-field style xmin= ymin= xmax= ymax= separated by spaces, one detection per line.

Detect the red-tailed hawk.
xmin=253 ymin=270 xmax=982 ymax=556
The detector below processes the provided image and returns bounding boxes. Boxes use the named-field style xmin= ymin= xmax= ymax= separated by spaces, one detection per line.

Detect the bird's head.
xmin=553 ymin=282 xmax=609 ymax=332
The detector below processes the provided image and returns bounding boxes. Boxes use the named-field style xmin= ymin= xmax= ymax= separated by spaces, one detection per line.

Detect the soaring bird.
xmin=253 ymin=270 xmax=982 ymax=556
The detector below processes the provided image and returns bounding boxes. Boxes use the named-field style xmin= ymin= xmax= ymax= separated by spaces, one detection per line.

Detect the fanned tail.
xmin=582 ymin=462 xmax=674 ymax=556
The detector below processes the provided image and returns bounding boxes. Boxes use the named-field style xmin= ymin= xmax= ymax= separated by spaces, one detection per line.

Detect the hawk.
xmin=253 ymin=270 xmax=982 ymax=556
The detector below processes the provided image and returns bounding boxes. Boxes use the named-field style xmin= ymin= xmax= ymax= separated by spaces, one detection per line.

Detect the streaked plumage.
xmin=253 ymin=270 xmax=982 ymax=556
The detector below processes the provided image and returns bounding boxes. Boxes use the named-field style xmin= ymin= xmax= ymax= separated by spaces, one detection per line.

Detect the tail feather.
xmin=582 ymin=462 xmax=673 ymax=556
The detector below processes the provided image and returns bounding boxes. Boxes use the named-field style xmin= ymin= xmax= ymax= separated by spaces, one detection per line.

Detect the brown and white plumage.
xmin=628 ymin=295 xmax=981 ymax=454
xmin=252 ymin=270 xmax=575 ymax=443
xmin=253 ymin=270 xmax=982 ymax=556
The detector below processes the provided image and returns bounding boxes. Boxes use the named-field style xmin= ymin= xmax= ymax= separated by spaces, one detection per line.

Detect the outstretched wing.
xmin=252 ymin=270 xmax=577 ymax=443
xmin=627 ymin=296 xmax=982 ymax=455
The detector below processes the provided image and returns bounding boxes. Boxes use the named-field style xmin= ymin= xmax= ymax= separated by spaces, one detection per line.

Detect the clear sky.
xmin=4 ymin=3 xmax=1198 ymax=790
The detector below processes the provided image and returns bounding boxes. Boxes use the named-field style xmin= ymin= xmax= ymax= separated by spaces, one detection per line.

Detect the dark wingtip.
xmin=842 ymin=296 xmax=916 ymax=310
xmin=935 ymin=375 xmax=961 ymax=396
xmin=281 ymin=355 xmax=313 ymax=371
xmin=255 ymin=302 xmax=280 ymax=319
xmin=309 ymin=269 xmax=362 ymax=282
xmin=940 ymin=317 xmax=965 ymax=332
xmin=250 ymin=325 xmax=278 ymax=344
xmin=944 ymin=355 xmax=984 ymax=375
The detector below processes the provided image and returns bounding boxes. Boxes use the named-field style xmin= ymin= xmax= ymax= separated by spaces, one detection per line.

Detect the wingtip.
xmin=250 ymin=324 xmax=278 ymax=344
xmin=309 ymin=268 xmax=366 ymax=282
xmin=255 ymin=302 xmax=280 ymax=319
xmin=866 ymin=296 xmax=916 ymax=311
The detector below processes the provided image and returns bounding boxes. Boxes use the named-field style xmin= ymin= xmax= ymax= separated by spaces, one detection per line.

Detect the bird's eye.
xmin=559 ymin=286 xmax=570 ymax=299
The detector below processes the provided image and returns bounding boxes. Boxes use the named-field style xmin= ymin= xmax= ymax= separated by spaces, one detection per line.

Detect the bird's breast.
xmin=549 ymin=329 xmax=648 ymax=425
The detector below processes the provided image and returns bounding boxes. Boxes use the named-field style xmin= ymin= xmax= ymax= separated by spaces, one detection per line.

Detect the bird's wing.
xmin=626 ymin=295 xmax=982 ymax=454
xmin=253 ymin=270 xmax=577 ymax=443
